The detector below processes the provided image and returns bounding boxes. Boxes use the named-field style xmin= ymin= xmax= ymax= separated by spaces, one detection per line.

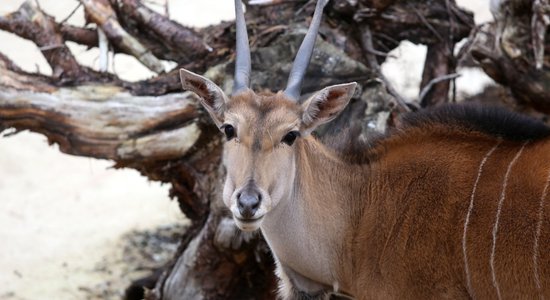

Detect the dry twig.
xmin=532 ymin=0 xmax=550 ymax=69
xmin=80 ymin=0 xmax=165 ymax=73
xmin=0 ymin=1 xmax=83 ymax=78
xmin=418 ymin=73 xmax=460 ymax=104
xmin=360 ymin=26 xmax=412 ymax=113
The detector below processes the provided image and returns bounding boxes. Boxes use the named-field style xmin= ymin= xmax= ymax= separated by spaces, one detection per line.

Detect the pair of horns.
xmin=232 ymin=0 xmax=330 ymax=100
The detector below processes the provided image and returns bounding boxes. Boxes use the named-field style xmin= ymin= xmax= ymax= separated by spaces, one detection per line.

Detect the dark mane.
xmin=322 ymin=104 xmax=550 ymax=165
xmin=400 ymin=104 xmax=550 ymax=141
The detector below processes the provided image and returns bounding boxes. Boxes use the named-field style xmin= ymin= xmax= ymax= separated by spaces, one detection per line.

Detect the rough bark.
xmin=419 ymin=42 xmax=455 ymax=107
xmin=80 ymin=0 xmax=165 ymax=73
xmin=0 ymin=1 xmax=88 ymax=80
xmin=115 ymin=0 xmax=212 ymax=63
xmin=470 ymin=0 xmax=550 ymax=113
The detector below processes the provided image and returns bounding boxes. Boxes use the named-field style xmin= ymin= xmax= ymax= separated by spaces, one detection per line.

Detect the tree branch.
xmin=532 ymin=0 xmax=550 ymax=69
xmin=359 ymin=26 xmax=412 ymax=112
xmin=117 ymin=0 xmax=212 ymax=63
xmin=0 ymin=0 xmax=84 ymax=79
xmin=353 ymin=1 xmax=474 ymax=46
xmin=472 ymin=3 xmax=550 ymax=113
xmin=0 ymin=62 xmax=199 ymax=161
xmin=418 ymin=72 xmax=460 ymax=105
xmin=80 ymin=0 xmax=165 ymax=73
xmin=419 ymin=42 xmax=456 ymax=107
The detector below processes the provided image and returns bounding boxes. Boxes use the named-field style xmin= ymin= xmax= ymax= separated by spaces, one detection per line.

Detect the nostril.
xmin=251 ymin=197 xmax=260 ymax=210
xmin=237 ymin=192 xmax=242 ymax=199
xmin=251 ymin=194 xmax=261 ymax=210
xmin=237 ymin=199 xmax=244 ymax=210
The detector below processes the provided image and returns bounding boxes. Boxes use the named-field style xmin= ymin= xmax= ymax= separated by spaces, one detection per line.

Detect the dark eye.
xmin=281 ymin=131 xmax=300 ymax=146
xmin=221 ymin=124 xmax=236 ymax=140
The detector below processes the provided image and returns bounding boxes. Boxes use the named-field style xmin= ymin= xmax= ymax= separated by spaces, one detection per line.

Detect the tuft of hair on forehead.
xmin=227 ymin=90 xmax=302 ymax=115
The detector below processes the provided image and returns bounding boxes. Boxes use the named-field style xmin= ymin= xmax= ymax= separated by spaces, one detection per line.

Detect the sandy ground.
xmin=0 ymin=1 xmax=491 ymax=299
xmin=0 ymin=133 xmax=186 ymax=300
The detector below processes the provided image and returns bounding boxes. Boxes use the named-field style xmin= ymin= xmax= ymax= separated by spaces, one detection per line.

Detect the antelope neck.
xmin=260 ymin=136 xmax=368 ymax=292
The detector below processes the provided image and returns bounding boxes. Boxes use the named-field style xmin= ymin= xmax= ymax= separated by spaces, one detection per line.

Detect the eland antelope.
xmin=179 ymin=0 xmax=550 ymax=298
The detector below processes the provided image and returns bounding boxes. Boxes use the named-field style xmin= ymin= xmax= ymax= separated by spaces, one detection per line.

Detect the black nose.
xmin=237 ymin=189 xmax=261 ymax=219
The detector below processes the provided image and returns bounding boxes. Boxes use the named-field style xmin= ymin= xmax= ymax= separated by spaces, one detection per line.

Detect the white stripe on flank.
xmin=534 ymin=166 xmax=550 ymax=299
xmin=463 ymin=142 xmax=501 ymax=299
xmin=490 ymin=142 xmax=528 ymax=300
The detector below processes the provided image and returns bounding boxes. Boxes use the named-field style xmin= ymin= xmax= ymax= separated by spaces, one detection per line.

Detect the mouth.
xmin=235 ymin=215 xmax=263 ymax=223
xmin=234 ymin=215 xmax=264 ymax=231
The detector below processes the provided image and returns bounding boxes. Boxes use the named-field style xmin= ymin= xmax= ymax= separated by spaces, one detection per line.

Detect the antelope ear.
xmin=180 ymin=68 xmax=229 ymax=128
xmin=300 ymin=82 xmax=357 ymax=135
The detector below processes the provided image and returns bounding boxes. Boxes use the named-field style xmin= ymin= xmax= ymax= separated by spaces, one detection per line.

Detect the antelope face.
xmin=220 ymin=91 xmax=302 ymax=231
xmin=180 ymin=0 xmax=355 ymax=231
xmin=180 ymin=69 xmax=356 ymax=231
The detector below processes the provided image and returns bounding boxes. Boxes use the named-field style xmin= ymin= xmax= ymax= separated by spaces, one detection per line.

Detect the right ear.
xmin=180 ymin=68 xmax=229 ymax=128
xmin=300 ymin=82 xmax=356 ymax=135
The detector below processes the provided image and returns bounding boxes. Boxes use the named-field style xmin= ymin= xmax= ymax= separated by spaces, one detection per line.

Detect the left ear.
xmin=180 ymin=68 xmax=229 ymax=128
xmin=300 ymin=82 xmax=357 ymax=135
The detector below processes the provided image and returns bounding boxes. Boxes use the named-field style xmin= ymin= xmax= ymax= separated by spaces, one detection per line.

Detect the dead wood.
xmin=470 ymin=0 xmax=550 ymax=113
xmin=0 ymin=50 xmax=199 ymax=162
xmin=60 ymin=23 xmax=133 ymax=56
xmin=80 ymin=0 xmax=165 ymax=73
xmin=115 ymin=0 xmax=212 ymax=63
xmin=419 ymin=41 xmax=455 ymax=107
xmin=359 ymin=25 xmax=412 ymax=112
xmin=332 ymin=0 xmax=474 ymax=106
xmin=342 ymin=0 xmax=473 ymax=46
xmin=532 ymin=0 xmax=550 ymax=69
xmin=0 ymin=1 xmax=86 ymax=79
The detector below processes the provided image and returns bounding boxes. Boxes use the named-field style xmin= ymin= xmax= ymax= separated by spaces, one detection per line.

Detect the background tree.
xmin=0 ymin=0 xmax=547 ymax=299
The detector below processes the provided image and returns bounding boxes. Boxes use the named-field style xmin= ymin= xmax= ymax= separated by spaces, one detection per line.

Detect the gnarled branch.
xmin=0 ymin=57 xmax=198 ymax=161
xmin=80 ymin=0 xmax=165 ymax=73
xmin=0 ymin=1 xmax=84 ymax=79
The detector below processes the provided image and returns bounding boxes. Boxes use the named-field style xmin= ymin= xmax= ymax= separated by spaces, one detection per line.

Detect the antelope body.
xmin=179 ymin=0 xmax=550 ymax=299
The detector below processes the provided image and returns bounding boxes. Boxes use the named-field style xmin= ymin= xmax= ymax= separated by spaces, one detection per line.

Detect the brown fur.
xmin=329 ymin=122 xmax=550 ymax=299
xmin=259 ymin=105 xmax=550 ymax=299
xmin=180 ymin=68 xmax=549 ymax=299
xmin=269 ymin=101 xmax=550 ymax=298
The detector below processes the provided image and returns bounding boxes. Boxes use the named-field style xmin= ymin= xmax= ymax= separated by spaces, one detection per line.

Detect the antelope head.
xmin=180 ymin=0 xmax=356 ymax=231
